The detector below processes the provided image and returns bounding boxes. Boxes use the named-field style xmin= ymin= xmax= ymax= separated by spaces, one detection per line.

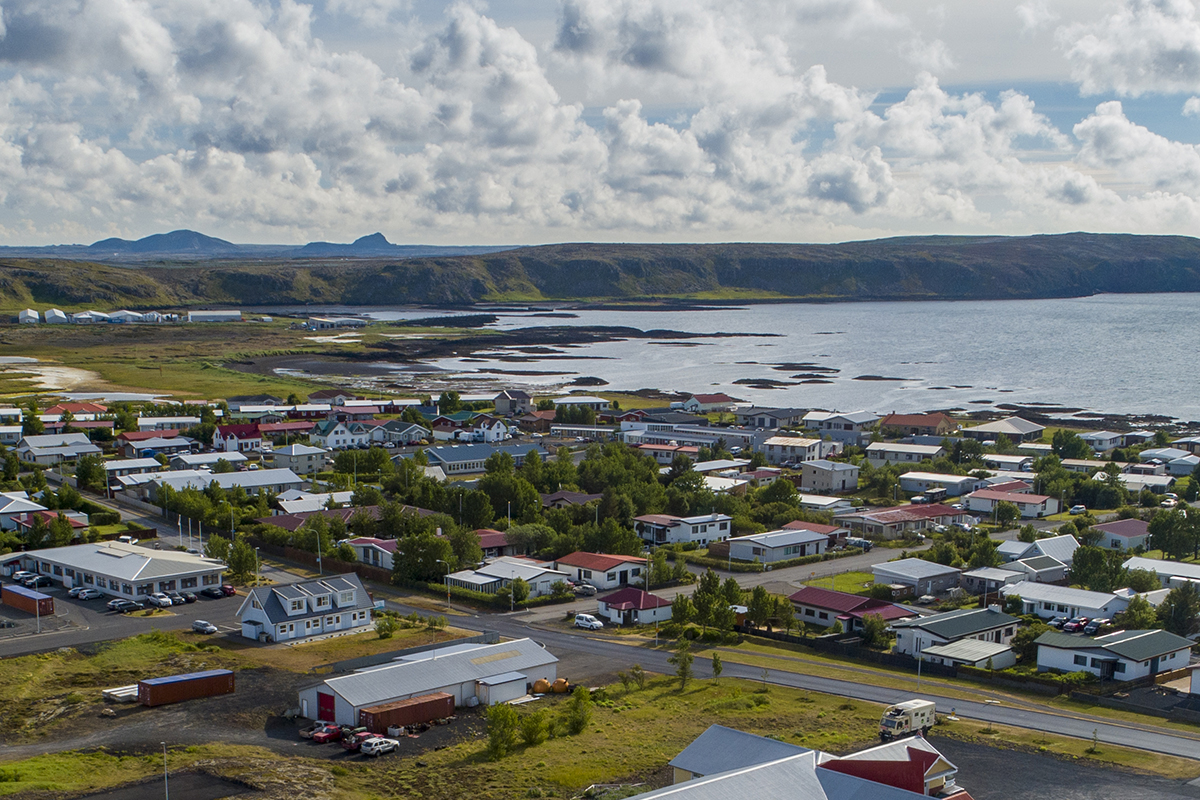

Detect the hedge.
xmin=391 ymin=578 xmax=575 ymax=611
xmin=666 ymin=546 xmax=864 ymax=573
xmin=89 ymin=511 xmax=121 ymax=526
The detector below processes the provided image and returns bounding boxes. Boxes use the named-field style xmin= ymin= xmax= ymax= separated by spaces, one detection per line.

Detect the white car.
xmin=361 ymin=737 xmax=399 ymax=757
xmin=1069 ymin=504 xmax=1087 ymax=515
xmin=77 ymin=589 xmax=104 ymax=600
xmin=574 ymin=613 xmax=604 ymax=630
xmin=68 ymin=586 xmax=86 ymax=598
xmin=148 ymin=592 xmax=174 ymax=608
xmin=11 ymin=571 xmax=35 ymax=583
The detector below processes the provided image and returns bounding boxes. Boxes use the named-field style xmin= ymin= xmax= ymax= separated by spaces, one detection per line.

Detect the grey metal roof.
xmin=872 ymin=559 xmax=961 ymax=581
xmin=424 ymin=442 xmax=549 ymax=465
xmin=1031 ymin=534 xmax=1078 ymax=564
xmin=323 ymin=638 xmax=558 ymax=708
xmin=636 ymin=753 xmax=825 ymax=800
xmin=921 ymin=639 xmax=1014 ymax=663
xmin=999 ymin=581 xmax=1121 ymax=607
xmin=103 ymin=458 xmax=162 ymax=472
xmin=173 ymin=452 xmax=248 ymax=465
xmin=477 ymin=671 xmax=528 ymax=686
xmin=1016 ymin=555 xmax=1064 ymax=572
xmin=736 ymin=529 xmax=828 ymax=548
xmin=997 ymin=540 xmax=1033 ymax=558
xmin=20 ymin=541 xmax=224 ymax=582
xmin=1124 ymin=556 xmax=1200 ymax=581
xmin=244 ymin=574 xmax=373 ymax=626
xmin=19 ymin=433 xmax=91 ymax=448
xmin=892 ymin=607 xmax=1018 ymax=639
xmin=669 ymin=725 xmax=809 ymax=778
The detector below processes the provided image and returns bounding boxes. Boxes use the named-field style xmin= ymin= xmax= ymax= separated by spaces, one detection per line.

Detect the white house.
xmin=802 ymin=411 xmax=879 ymax=444
xmin=16 ymin=433 xmax=102 ymax=465
xmin=345 ymin=537 xmax=398 ymax=571
xmin=727 ymin=528 xmax=827 ymax=563
xmin=150 ymin=468 xmax=305 ymax=498
xmin=681 ymin=393 xmax=736 ymax=414
xmin=170 ymin=451 xmax=249 ymax=470
xmin=898 ymin=472 xmax=986 ymax=498
xmin=0 ymin=492 xmax=48 ymax=530
xmin=1122 ymin=556 xmax=1200 ymax=588
xmin=964 ymin=488 xmax=1059 ymax=519
xmin=0 ymin=425 xmax=24 ymax=445
xmin=551 ymin=395 xmax=610 ymax=412
xmin=18 ymin=309 xmax=39 ymax=324
xmin=1093 ymin=518 xmax=1151 ymax=551
xmin=213 ymin=424 xmax=263 ymax=453
xmin=798 ymin=460 xmax=859 ymax=493
xmin=871 ymin=559 xmax=961 ymax=596
xmin=760 ymin=436 xmax=825 ymax=466
xmin=44 ymin=308 xmax=68 ymax=324
xmin=892 ymin=606 xmax=1020 ymax=658
xmin=1000 ymin=581 xmax=1130 ymax=620
xmin=633 ymin=513 xmax=732 ymax=546
xmin=980 ymin=454 xmax=1034 ymax=472
xmin=962 ymin=416 xmax=1045 ymax=443
xmin=865 ymin=443 xmax=945 ymax=467
xmin=3 ymin=541 xmax=224 ymax=597
xmin=1035 ymin=629 xmax=1192 ymax=680
xmin=553 ymin=552 xmax=646 ymax=590
xmin=311 ymin=420 xmax=368 ymax=450
xmin=445 ymin=556 xmax=572 ymax=598
xmin=238 ymin=574 xmax=374 ymax=643
xmin=1080 ymin=431 xmax=1124 ymax=452
xmin=596 ymin=587 xmax=672 ymax=626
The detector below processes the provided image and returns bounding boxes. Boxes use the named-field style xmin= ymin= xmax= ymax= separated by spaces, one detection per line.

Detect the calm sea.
xmin=291 ymin=293 xmax=1200 ymax=422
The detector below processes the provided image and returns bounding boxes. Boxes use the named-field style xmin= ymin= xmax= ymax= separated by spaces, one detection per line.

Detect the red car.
xmin=299 ymin=721 xmax=332 ymax=739
xmin=311 ymin=725 xmax=343 ymax=744
xmin=220 ymin=584 xmax=238 ymax=597
xmin=342 ymin=731 xmax=376 ymax=752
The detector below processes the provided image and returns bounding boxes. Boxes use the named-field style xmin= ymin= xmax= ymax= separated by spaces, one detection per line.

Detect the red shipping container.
xmin=358 ymin=692 xmax=454 ymax=733
xmin=1 ymin=585 xmax=54 ymax=616
xmin=138 ymin=669 xmax=235 ymax=707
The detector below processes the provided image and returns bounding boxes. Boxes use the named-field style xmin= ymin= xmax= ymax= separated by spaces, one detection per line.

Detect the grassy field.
xmin=801 ymin=570 xmax=875 ymax=595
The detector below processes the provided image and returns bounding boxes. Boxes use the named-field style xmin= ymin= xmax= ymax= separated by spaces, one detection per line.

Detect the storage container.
xmin=358 ymin=692 xmax=454 ymax=733
xmin=138 ymin=669 xmax=235 ymax=707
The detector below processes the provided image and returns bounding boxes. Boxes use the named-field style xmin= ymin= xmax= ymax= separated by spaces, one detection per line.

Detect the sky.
xmin=3 ymin=0 xmax=1200 ymax=245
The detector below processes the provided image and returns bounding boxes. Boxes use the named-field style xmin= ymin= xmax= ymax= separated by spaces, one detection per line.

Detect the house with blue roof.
xmin=238 ymin=574 xmax=374 ymax=643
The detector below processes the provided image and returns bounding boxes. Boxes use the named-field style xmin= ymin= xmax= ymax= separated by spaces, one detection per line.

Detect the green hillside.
xmin=3 ymin=232 xmax=1200 ymax=311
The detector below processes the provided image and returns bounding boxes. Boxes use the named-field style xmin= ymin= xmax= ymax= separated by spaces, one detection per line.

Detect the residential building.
xmin=310 ymin=420 xmax=369 ymax=450
xmin=633 ymin=513 xmax=732 ymax=546
xmin=735 ymin=407 xmax=807 ymax=429
xmin=668 ymin=725 xmax=811 ymax=784
xmin=1006 ymin=554 xmax=1069 ymax=584
xmin=445 ymin=557 xmax=572 ymax=598
xmin=1172 ymin=435 xmax=1200 ymax=455
xmin=422 ymin=443 xmax=549 ymax=475
xmin=834 ymin=503 xmax=972 ymax=540
xmin=213 ymin=423 xmax=263 ymax=453
xmin=1122 ymin=556 xmax=1200 ymax=588
xmin=296 ymin=638 xmax=557 ymax=724
xmin=150 ymin=468 xmax=305 ymax=498
xmin=554 ymin=552 xmax=646 ymax=590
xmin=0 ymin=541 xmax=224 ymax=598
xmin=959 ymin=566 xmax=1023 ymax=596
xmin=1000 ymin=581 xmax=1132 ymax=621
xmin=794 ymin=460 xmax=858 ymax=494
xmin=16 ymin=433 xmax=103 ymax=465
xmin=0 ymin=492 xmax=48 ymax=530
xmin=897 ymin=472 xmax=985 ymax=498
xmin=1093 ymin=518 xmax=1151 ymax=551
xmin=306 ymin=388 xmax=358 ymax=404
xmin=1080 ymin=431 xmax=1124 ymax=452
xmin=346 ymin=537 xmax=398 ymax=570
xmin=980 ymin=454 xmax=1034 ymax=472
xmin=137 ymin=416 xmax=201 ymax=431
xmin=1140 ymin=447 xmax=1192 ymax=463
xmin=961 ymin=416 xmax=1046 ymax=443
xmin=1024 ymin=534 xmax=1079 ymax=565
xmin=781 ymin=520 xmax=850 ymax=547
xmin=0 ymin=425 xmax=21 ymax=445
xmin=121 ymin=436 xmax=196 ymax=460
xmin=760 ymin=435 xmax=825 ymax=466
xmin=596 ymin=587 xmax=672 ymax=626
xmin=1117 ymin=473 xmax=1177 ymax=494
xmin=1035 ymin=629 xmax=1192 ymax=680
xmin=372 ymin=420 xmax=429 ymax=445
xmin=493 ymin=390 xmax=534 ymax=416
xmin=963 ymin=488 xmax=1059 ymax=518
xmin=269 ymin=443 xmax=329 ymax=475
xmin=871 ymin=559 xmax=961 ymax=597
xmin=919 ymin=639 xmax=1016 ymax=670
xmin=477 ymin=529 xmax=520 ymax=559
xmin=787 ymin=586 xmax=915 ymax=632
xmin=865 ymin=443 xmax=945 ymax=467
xmin=728 ymin=529 xmax=827 ymax=563
xmin=638 ymin=444 xmax=701 ymax=465
xmin=802 ymin=411 xmax=880 ymax=444
xmin=169 ymin=452 xmax=248 ymax=470
xmin=102 ymin=458 xmax=163 ymax=480
xmin=551 ymin=395 xmax=610 ymax=412
xmin=540 ymin=490 xmax=603 ymax=509
xmin=275 ymin=490 xmax=355 ymax=515
xmin=682 ymin=393 xmax=736 ymax=413
xmin=892 ymin=607 xmax=1019 ymax=657
xmin=517 ymin=410 xmax=558 ymax=433
xmin=239 ymin=574 xmax=373 ymax=643
xmin=879 ymin=413 xmax=958 ymax=437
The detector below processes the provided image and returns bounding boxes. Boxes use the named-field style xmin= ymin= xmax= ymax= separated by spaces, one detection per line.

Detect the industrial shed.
xmin=297 ymin=638 xmax=558 ymax=725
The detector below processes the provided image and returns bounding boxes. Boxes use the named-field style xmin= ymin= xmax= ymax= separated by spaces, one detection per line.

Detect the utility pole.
xmin=161 ymin=742 xmax=169 ymax=800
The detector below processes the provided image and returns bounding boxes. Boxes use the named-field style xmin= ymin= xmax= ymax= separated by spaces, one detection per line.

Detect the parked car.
xmin=11 ymin=570 xmax=35 ymax=583
xmin=1048 ymin=615 xmax=1069 ymax=628
xmin=77 ymin=588 xmax=104 ymax=600
xmin=1069 ymin=505 xmax=1087 ymax=515
xmin=148 ymin=593 xmax=174 ymax=608
xmin=1062 ymin=616 xmax=1090 ymax=633
xmin=361 ymin=737 xmax=399 ymax=757
xmin=574 ymin=613 xmax=604 ymax=630
xmin=220 ymin=584 xmax=238 ymax=596
xmin=573 ymin=584 xmax=598 ymax=597
xmin=916 ymin=595 xmax=937 ymax=605
xmin=311 ymin=725 xmax=343 ymax=744
xmin=23 ymin=576 xmax=52 ymax=589
xmin=200 ymin=587 xmax=226 ymax=599
xmin=113 ymin=599 xmax=144 ymax=613
xmin=299 ymin=721 xmax=332 ymax=739
xmin=107 ymin=597 xmax=129 ymax=611
xmin=342 ymin=731 xmax=377 ymax=752
xmin=1083 ymin=618 xmax=1110 ymax=635
xmin=167 ymin=591 xmax=187 ymax=605
xmin=1162 ymin=498 xmax=1179 ymax=509
xmin=67 ymin=586 xmax=86 ymax=598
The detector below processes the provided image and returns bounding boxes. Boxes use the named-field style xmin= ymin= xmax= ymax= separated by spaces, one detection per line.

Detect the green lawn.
xmin=802 ymin=570 xmax=876 ymax=595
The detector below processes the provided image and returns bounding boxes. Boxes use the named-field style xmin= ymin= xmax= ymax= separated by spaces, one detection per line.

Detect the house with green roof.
xmin=891 ymin=606 xmax=1019 ymax=658
xmin=1035 ymin=629 xmax=1192 ymax=681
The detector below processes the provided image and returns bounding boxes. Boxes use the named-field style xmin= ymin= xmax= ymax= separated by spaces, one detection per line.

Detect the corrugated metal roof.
xmin=669 ymin=725 xmax=809 ymax=778
xmin=892 ymin=608 xmax=1018 ymax=639
xmin=921 ymin=639 xmax=1013 ymax=663
xmin=476 ymin=671 xmax=528 ymax=686
xmin=19 ymin=541 xmax=224 ymax=582
xmin=324 ymin=638 xmax=557 ymax=708
xmin=872 ymin=559 xmax=961 ymax=581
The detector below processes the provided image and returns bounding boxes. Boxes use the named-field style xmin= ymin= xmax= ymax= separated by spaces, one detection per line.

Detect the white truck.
xmin=879 ymin=699 xmax=936 ymax=741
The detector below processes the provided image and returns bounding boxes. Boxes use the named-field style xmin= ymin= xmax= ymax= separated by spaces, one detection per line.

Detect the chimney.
xmin=987 ymin=604 xmax=1001 ymax=613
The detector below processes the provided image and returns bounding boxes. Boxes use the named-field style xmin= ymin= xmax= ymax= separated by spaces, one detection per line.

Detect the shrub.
xmin=487 ymin=704 xmax=520 ymax=759
xmin=520 ymin=709 xmax=549 ymax=747
xmin=564 ymin=686 xmax=593 ymax=735
xmin=375 ymin=616 xmax=399 ymax=639
xmin=89 ymin=511 xmax=121 ymax=526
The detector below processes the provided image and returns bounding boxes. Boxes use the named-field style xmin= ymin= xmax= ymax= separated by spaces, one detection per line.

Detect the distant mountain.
xmin=298 ymin=232 xmax=515 ymax=259
xmin=88 ymin=229 xmax=242 ymax=255
xmin=2 ymin=232 xmax=1200 ymax=310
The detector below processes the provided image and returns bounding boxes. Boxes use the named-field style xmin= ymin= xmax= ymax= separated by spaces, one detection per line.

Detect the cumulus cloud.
xmin=0 ymin=0 xmax=1198 ymax=243
xmin=1058 ymin=0 xmax=1200 ymax=96
xmin=1016 ymin=1 xmax=1058 ymax=33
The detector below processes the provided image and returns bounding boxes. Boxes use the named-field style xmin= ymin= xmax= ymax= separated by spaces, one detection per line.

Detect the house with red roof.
xmin=1093 ymin=517 xmax=1151 ymax=550
xmin=213 ymin=423 xmax=263 ymax=453
xmin=818 ymin=737 xmax=961 ymax=797
xmin=681 ymin=393 xmax=737 ymax=413
xmin=476 ymin=529 xmax=520 ymax=559
xmin=346 ymin=536 xmax=399 ymax=570
xmin=118 ymin=429 xmax=180 ymax=443
xmin=879 ymin=412 xmax=958 ymax=437
xmin=788 ymin=585 xmax=916 ymax=633
xmin=44 ymin=402 xmax=108 ymax=419
xmin=596 ymin=587 xmax=671 ymax=626
xmin=554 ymin=551 xmax=647 ymax=590
xmin=782 ymin=519 xmax=850 ymax=547
xmin=964 ymin=488 xmax=1059 ymax=518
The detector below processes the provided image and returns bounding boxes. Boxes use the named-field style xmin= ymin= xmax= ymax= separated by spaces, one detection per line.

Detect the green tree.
xmin=486 ymin=703 xmax=519 ymax=759
xmin=375 ymin=615 xmax=399 ymax=639
xmin=1150 ymin=509 xmax=1190 ymax=560
xmin=49 ymin=513 xmax=75 ymax=547
xmin=711 ymin=651 xmax=723 ymax=683
xmin=1125 ymin=569 xmax=1161 ymax=593
xmin=73 ymin=454 xmax=105 ymax=491
xmin=23 ymin=514 xmax=49 ymax=549
xmin=994 ymin=501 xmax=1020 ymax=530
xmin=722 ymin=576 xmax=743 ymax=608
xmin=747 ymin=585 xmax=773 ymax=628
xmin=204 ymin=533 xmax=232 ymax=563
xmin=760 ymin=478 xmax=797 ymax=505
xmin=565 ymin=685 xmax=593 ymax=734
xmin=859 ymin=613 xmax=889 ymax=649
xmin=1157 ymin=584 xmax=1200 ymax=637
xmin=1010 ymin=622 xmax=1050 ymax=662
xmin=510 ymin=577 xmax=530 ymax=604
xmin=22 ymin=403 xmax=43 ymax=436
xmin=228 ymin=537 xmax=257 ymax=578
xmin=519 ymin=709 xmax=548 ymax=746
xmin=1017 ymin=523 xmax=1040 ymax=543
xmin=3 ymin=451 xmax=18 ymax=482
xmin=647 ymin=549 xmax=671 ymax=588
xmin=668 ymin=642 xmax=694 ymax=690
xmin=1115 ymin=594 xmax=1158 ymax=630
xmin=671 ymin=594 xmax=695 ymax=626
xmin=1051 ymin=430 xmax=1092 ymax=460
xmin=438 ymin=391 xmax=462 ymax=414
xmin=774 ymin=596 xmax=796 ymax=635
xmin=213 ymin=458 xmax=236 ymax=474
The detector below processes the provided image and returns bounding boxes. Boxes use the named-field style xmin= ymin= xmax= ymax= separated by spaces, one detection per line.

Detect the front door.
xmin=317 ymin=692 xmax=335 ymax=721
xmin=619 ymin=570 xmax=628 ymax=585
xmin=1150 ymin=656 xmax=1161 ymax=674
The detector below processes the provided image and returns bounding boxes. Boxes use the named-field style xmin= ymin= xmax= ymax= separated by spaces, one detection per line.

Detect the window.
xmin=52 ymin=566 xmax=63 ymax=576
xmin=818 ymin=612 xmax=828 ymax=620
xmin=84 ymin=574 xmax=94 ymax=585
xmin=339 ymin=591 xmax=354 ymax=605
xmin=805 ymin=609 xmax=815 ymax=617
xmin=203 ymin=574 xmax=219 ymax=585
xmin=252 ymin=597 xmax=262 ymax=610
xmin=181 ymin=577 xmax=197 ymax=588
xmin=1114 ymin=662 xmax=1126 ymax=673
xmin=290 ymin=599 xmax=304 ymax=612
xmin=122 ymin=583 xmax=132 ymax=595
xmin=606 ymin=572 xmax=616 ymax=581
xmin=1074 ymin=655 xmax=1087 ymax=666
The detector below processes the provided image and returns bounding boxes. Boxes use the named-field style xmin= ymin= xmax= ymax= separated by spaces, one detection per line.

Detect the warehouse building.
xmin=297 ymin=638 xmax=557 ymax=725
xmin=0 ymin=541 xmax=225 ymax=598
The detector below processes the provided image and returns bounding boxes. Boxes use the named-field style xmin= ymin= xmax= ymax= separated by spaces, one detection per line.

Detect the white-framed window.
xmin=290 ymin=599 xmax=304 ymax=612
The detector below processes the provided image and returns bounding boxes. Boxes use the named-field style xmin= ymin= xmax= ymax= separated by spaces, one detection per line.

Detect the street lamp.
xmin=254 ymin=547 xmax=260 ymax=585
xmin=435 ymin=558 xmax=451 ymax=611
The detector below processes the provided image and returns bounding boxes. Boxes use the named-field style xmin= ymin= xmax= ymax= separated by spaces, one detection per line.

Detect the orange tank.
xmin=552 ymin=678 xmax=570 ymax=693
xmin=532 ymin=679 xmax=552 ymax=694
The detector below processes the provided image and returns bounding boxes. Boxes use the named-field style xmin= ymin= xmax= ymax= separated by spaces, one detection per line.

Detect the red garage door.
xmin=317 ymin=692 xmax=335 ymax=722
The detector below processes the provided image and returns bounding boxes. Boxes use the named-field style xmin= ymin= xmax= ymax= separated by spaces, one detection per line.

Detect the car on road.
xmin=916 ymin=595 xmax=937 ymax=605
xmin=112 ymin=599 xmax=145 ymax=613
xmin=200 ymin=586 xmax=226 ymax=599
xmin=191 ymin=620 xmax=219 ymax=634
xmin=107 ymin=597 xmax=129 ymax=611
xmin=573 ymin=584 xmax=598 ymax=596
xmin=1069 ymin=504 xmax=1087 ymax=515
xmin=148 ymin=592 xmax=174 ymax=608
xmin=311 ymin=725 xmax=343 ymax=744
xmin=574 ymin=613 xmax=604 ymax=630
xmin=1062 ymin=616 xmax=1090 ymax=633
xmin=220 ymin=584 xmax=238 ymax=596
xmin=1048 ymin=615 xmax=1069 ymax=628
xmin=1083 ymin=618 xmax=1110 ymax=635
xmin=77 ymin=588 xmax=104 ymax=600
xmin=361 ymin=737 xmax=399 ymax=757
xmin=1162 ymin=497 xmax=1179 ymax=508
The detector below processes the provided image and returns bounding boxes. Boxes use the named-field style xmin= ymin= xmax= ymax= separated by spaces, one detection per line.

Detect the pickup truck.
xmin=342 ymin=731 xmax=376 ymax=752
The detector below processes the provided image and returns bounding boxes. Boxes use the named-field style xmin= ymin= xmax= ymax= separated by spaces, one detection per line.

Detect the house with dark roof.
xmin=372 ymin=419 xmax=430 ymax=445
xmin=213 ymin=423 xmax=262 ymax=453
xmin=238 ymin=574 xmax=374 ymax=642
xmin=633 ymin=513 xmax=732 ymax=546
xmin=554 ymin=552 xmax=646 ymax=590
xmin=1035 ymin=629 xmax=1192 ymax=680
xmin=734 ymin=407 xmax=807 ymax=429
xmin=834 ymin=503 xmax=971 ymax=540
xmin=477 ymin=529 xmax=519 ymax=559
xmin=541 ymin=490 xmax=603 ymax=509
xmin=1093 ymin=518 xmax=1151 ymax=551
xmin=891 ymin=607 xmax=1019 ymax=658
xmin=787 ymin=586 xmax=916 ymax=632
xmin=306 ymin=388 xmax=359 ymax=404
xmin=596 ymin=587 xmax=672 ymax=625
xmin=880 ymin=413 xmax=958 ymax=437
xmin=493 ymin=390 xmax=533 ymax=416
xmin=423 ymin=443 xmax=549 ymax=475
xmin=346 ymin=537 xmax=399 ymax=570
